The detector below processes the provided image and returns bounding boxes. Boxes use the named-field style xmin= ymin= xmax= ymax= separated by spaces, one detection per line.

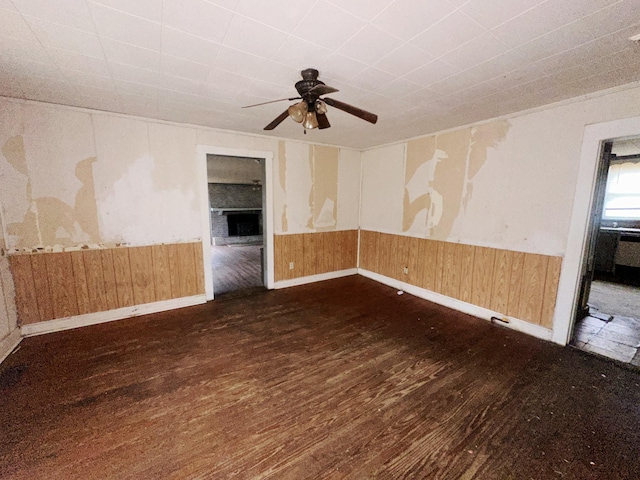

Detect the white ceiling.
xmin=1 ymin=0 xmax=639 ymax=149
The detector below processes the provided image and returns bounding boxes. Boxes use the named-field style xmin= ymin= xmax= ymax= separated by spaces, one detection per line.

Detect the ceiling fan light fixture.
xmin=288 ymin=101 xmax=307 ymax=123
xmin=315 ymin=99 xmax=327 ymax=114
xmin=303 ymin=111 xmax=319 ymax=130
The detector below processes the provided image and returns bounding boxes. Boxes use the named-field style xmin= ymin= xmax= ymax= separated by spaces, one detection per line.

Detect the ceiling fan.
xmin=242 ymin=68 xmax=378 ymax=132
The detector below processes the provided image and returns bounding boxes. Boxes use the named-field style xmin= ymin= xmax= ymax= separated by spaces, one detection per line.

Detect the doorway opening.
xmin=207 ymin=154 xmax=266 ymax=299
xmin=571 ymin=136 xmax=640 ymax=365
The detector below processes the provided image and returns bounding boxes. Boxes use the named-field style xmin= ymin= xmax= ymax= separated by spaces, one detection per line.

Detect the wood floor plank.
xmin=1 ymin=276 xmax=638 ymax=480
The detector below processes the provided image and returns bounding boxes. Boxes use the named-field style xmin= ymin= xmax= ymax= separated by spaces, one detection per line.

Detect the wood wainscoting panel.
xmin=273 ymin=235 xmax=284 ymax=282
xmin=458 ymin=244 xmax=475 ymax=304
xmin=45 ymin=252 xmax=79 ymax=320
xmin=434 ymin=241 xmax=445 ymax=294
xmin=540 ymin=257 xmax=563 ymax=329
xmin=490 ymin=249 xmax=514 ymax=314
xmin=70 ymin=251 xmax=92 ymax=315
xmin=8 ymin=255 xmax=40 ymax=325
xmin=83 ymin=249 xmax=109 ymax=313
xmin=441 ymin=242 xmax=461 ymax=299
xmin=418 ymin=239 xmax=436 ymax=292
xmin=471 ymin=246 xmax=496 ymax=310
xmin=516 ymin=253 xmax=549 ymax=325
xmin=9 ymin=242 xmax=205 ymax=326
xmin=359 ymin=230 xmax=379 ymax=273
xmin=506 ymin=251 xmax=526 ymax=318
xmin=151 ymin=244 xmax=172 ymax=301
xmin=342 ymin=230 xmax=358 ymax=271
xmin=358 ymin=231 xmax=563 ymax=328
xmin=406 ymin=236 xmax=422 ymax=286
xmin=30 ymin=254 xmax=54 ymax=323
xmin=176 ymin=243 xmax=198 ymax=298
xmin=129 ymin=246 xmax=156 ymax=306
xmin=101 ymin=250 xmax=119 ymax=311
xmin=112 ymin=248 xmax=135 ymax=309
xmin=274 ymin=230 xmax=358 ymax=280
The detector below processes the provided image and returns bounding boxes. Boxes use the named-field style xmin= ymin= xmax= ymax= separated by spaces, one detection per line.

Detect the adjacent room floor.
xmin=1 ymin=276 xmax=639 ymax=479
xmin=211 ymin=243 xmax=264 ymax=297
xmin=572 ymin=279 xmax=640 ymax=365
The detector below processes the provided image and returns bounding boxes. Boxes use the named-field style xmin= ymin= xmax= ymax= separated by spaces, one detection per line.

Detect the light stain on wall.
xmin=278 ymin=141 xmax=288 ymax=232
xmin=311 ymin=145 xmax=339 ymax=231
xmin=463 ymin=120 xmax=511 ymax=211
xmin=429 ymin=128 xmax=472 ymax=239
xmin=403 ymin=136 xmax=435 ymax=232
xmin=2 ymin=135 xmax=100 ymax=248
xmin=401 ymin=120 xmax=511 ymax=240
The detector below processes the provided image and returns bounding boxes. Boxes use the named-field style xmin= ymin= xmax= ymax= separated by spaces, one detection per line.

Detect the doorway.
xmin=571 ymin=136 xmax=640 ymax=365
xmin=206 ymin=154 xmax=267 ymax=298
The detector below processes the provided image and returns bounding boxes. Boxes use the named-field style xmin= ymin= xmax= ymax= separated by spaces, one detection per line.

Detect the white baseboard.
xmin=21 ymin=295 xmax=207 ymax=337
xmin=358 ymin=268 xmax=554 ymax=342
xmin=0 ymin=328 xmax=22 ymax=364
xmin=274 ymin=268 xmax=358 ymax=289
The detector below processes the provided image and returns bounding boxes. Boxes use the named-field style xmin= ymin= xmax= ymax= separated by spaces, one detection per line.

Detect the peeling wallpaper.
xmin=361 ymin=85 xmax=640 ymax=257
xmin=0 ymin=98 xmax=361 ymax=252
xmin=273 ymin=140 xmax=360 ymax=234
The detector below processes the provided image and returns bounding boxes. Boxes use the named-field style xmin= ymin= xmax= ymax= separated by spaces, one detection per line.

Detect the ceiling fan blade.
xmin=317 ymin=112 xmax=331 ymax=129
xmin=263 ymin=109 xmax=290 ymax=130
xmin=309 ymin=84 xmax=339 ymax=96
xmin=323 ymin=97 xmax=378 ymax=124
xmin=243 ymin=97 xmax=300 ymax=108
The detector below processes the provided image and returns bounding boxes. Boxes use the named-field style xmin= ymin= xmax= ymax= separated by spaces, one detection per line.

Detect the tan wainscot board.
xmin=274 ymin=230 xmax=358 ymax=282
xmin=359 ymin=230 xmax=561 ymax=328
xmin=9 ymin=243 xmax=205 ymax=325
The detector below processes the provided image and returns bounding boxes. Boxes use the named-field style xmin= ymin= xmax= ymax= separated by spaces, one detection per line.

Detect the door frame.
xmin=196 ymin=145 xmax=274 ymax=301
xmin=553 ymin=115 xmax=640 ymax=345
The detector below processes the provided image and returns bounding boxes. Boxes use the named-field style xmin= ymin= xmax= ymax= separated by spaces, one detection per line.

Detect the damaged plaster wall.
xmin=0 ymin=97 xmax=361 ymax=255
xmin=273 ymin=140 xmax=360 ymax=234
xmin=360 ymin=84 xmax=640 ymax=258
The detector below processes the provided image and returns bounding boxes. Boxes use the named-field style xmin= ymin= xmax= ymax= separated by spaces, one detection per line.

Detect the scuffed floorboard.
xmin=0 ymin=276 xmax=639 ymax=479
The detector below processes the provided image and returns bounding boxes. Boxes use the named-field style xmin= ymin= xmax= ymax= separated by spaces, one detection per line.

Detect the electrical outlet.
xmin=289 ymin=262 xmax=294 ymax=270
xmin=403 ymin=266 xmax=409 ymax=275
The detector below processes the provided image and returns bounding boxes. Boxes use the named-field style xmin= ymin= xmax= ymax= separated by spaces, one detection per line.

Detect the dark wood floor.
xmin=1 ymin=276 xmax=639 ymax=479
xmin=211 ymin=244 xmax=264 ymax=297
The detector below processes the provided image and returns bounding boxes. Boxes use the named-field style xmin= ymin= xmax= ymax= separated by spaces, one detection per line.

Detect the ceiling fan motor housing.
xmin=295 ymin=68 xmax=324 ymax=104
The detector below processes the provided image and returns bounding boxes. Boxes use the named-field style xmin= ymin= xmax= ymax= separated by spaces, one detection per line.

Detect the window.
xmin=602 ymin=161 xmax=640 ymax=220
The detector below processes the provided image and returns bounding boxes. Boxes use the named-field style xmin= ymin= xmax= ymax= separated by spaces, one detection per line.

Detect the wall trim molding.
xmin=555 ymin=114 xmax=640 ymax=345
xmin=358 ymin=268 xmax=553 ymax=342
xmin=274 ymin=269 xmax=357 ymax=289
xmin=21 ymin=295 xmax=206 ymax=337
xmin=0 ymin=328 xmax=22 ymax=364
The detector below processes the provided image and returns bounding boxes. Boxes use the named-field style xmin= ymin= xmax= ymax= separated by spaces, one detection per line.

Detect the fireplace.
xmin=227 ymin=213 xmax=260 ymax=236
